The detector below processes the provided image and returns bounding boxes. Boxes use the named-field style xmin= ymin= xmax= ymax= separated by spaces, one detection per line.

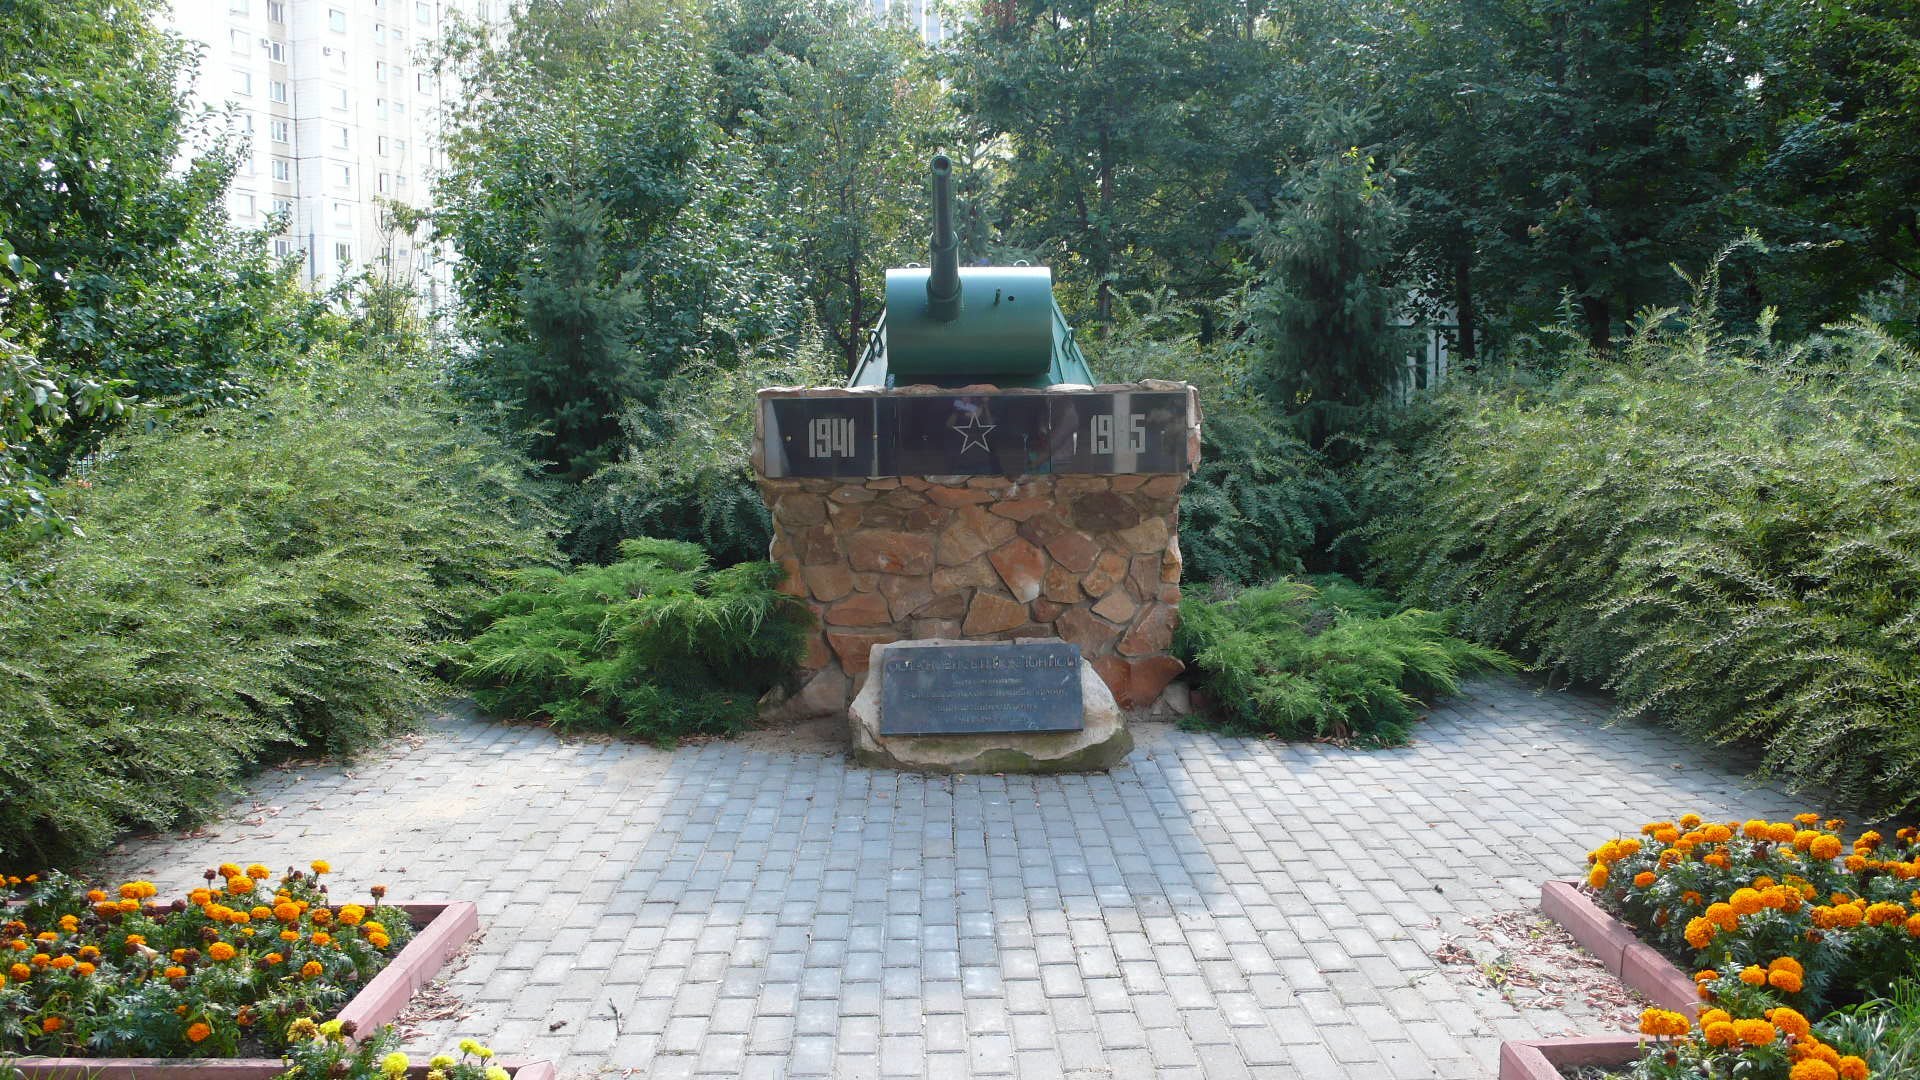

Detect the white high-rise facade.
xmin=161 ymin=0 xmax=491 ymax=311
xmin=871 ymin=0 xmax=949 ymax=45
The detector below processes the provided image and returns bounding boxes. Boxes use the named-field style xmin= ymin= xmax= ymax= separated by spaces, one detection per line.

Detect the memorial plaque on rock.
xmin=879 ymin=640 xmax=1084 ymax=735
xmin=1046 ymin=392 xmax=1190 ymax=475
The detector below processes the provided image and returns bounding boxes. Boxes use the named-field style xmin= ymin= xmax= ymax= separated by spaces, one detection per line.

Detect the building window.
xmin=229 ymin=0 xmax=249 ymax=13
xmin=272 ymin=197 xmax=292 ymax=217
xmin=270 ymin=119 xmax=289 ymax=143
xmin=232 ymin=70 xmax=252 ymax=96
xmin=267 ymin=0 xmax=285 ymax=21
xmin=332 ymin=86 xmax=349 ymax=110
xmin=267 ymin=40 xmax=284 ymax=62
xmin=269 ymin=79 xmax=287 ymax=102
xmin=336 ymin=164 xmax=352 ymax=187
xmin=229 ymin=29 xmax=249 ymax=52
xmin=272 ymin=158 xmax=290 ymax=181
xmin=329 ymin=47 xmax=347 ymax=71
xmin=237 ymin=194 xmax=256 ymax=217
xmin=416 ymin=1 xmax=430 ymax=23
xmin=377 ymin=172 xmax=391 ymax=193
xmin=374 ymin=24 xmax=386 ymax=44
xmin=332 ymin=201 xmax=352 ymax=227
xmin=335 ymin=242 xmax=353 ymax=264
xmin=329 ymin=9 xmax=346 ymax=32
xmin=395 ymin=174 xmax=409 ymax=192
xmin=335 ymin=126 xmax=350 ymax=149
xmin=393 ymin=101 xmax=405 ymax=116
xmin=376 ymin=135 xmax=389 ymax=156
xmin=375 ymin=97 xmax=388 ymax=120
xmin=416 ymin=72 xmax=431 ymax=93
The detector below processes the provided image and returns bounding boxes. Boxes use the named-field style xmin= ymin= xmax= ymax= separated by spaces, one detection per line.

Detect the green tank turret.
xmin=849 ymin=155 xmax=1095 ymax=389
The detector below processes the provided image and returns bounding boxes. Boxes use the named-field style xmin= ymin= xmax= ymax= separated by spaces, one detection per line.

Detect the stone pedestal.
xmin=752 ymin=381 xmax=1200 ymax=722
xmin=849 ymin=640 xmax=1132 ymax=773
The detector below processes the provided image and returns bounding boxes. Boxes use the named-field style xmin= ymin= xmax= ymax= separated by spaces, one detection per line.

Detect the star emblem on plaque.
xmin=953 ymin=412 xmax=996 ymax=453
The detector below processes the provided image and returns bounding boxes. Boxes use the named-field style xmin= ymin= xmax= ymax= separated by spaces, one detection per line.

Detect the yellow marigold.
xmin=1740 ymin=965 xmax=1768 ymax=986
xmin=310 ymin=861 xmax=331 ymax=875
xmin=1794 ymin=830 xmax=1820 ymax=852
xmin=217 ymin=863 xmax=242 ymax=879
xmin=75 ymin=962 xmax=94 ymax=976
xmin=86 ymin=889 xmax=106 ymax=903
xmin=300 ymin=960 xmax=323 ymax=979
xmin=1791 ymin=1063 xmax=1839 ymax=1080
xmin=1638 ymin=1009 xmax=1690 ymax=1038
xmin=251 ymin=906 xmax=272 ymax=921
xmin=279 ymin=930 xmax=300 ymax=943
xmin=35 ymin=932 xmax=56 ymax=943
xmin=226 ymin=877 xmax=254 ymax=896
xmin=429 ymin=1056 xmax=455 ymax=1070
xmin=1588 ymin=864 xmax=1610 ymax=889
xmin=208 ymin=942 xmax=236 ymax=962
xmin=1837 ymin=1057 xmax=1868 ymax=1080
xmin=124 ymin=934 xmax=145 ymax=948
xmin=1730 ymin=888 xmax=1765 ymax=916
xmin=1810 ymin=835 xmax=1843 ymax=861
xmin=1704 ymin=1020 xmax=1738 ymax=1046
xmin=9 ymin=962 xmax=30 ymax=981
xmin=274 ymin=902 xmax=301 ymax=923
xmin=368 ymin=931 xmax=391 ymax=949
xmin=247 ymin=865 xmax=271 ymax=880
xmin=57 ymin=915 xmax=77 ymax=932
xmin=310 ymin=907 xmax=333 ymax=925
xmin=1845 ymin=855 xmax=1869 ymax=873
xmin=1699 ymin=1008 xmax=1730 ymax=1028
xmin=1734 ymin=1018 xmax=1778 ymax=1046
xmin=187 ymin=1022 xmax=211 ymax=1044
xmin=311 ymin=932 xmax=331 ymax=947
xmin=337 ymin=905 xmax=365 ymax=926
xmin=1866 ymin=902 xmax=1907 ymax=927
xmin=1654 ymin=827 xmax=1680 ymax=846
xmin=1685 ymin=918 xmax=1717 ymax=949
xmin=1703 ymin=824 xmax=1733 ymax=843
xmin=381 ymin=1053 xmax=410 ymax=1077
xmin=1769 ymin=822 xmax=1797 ymax=843
xmin=1634 ymin=872 xmax=1657 ymax=888
xmin=1744 ymin=820 xmax=1772 ymax=840
xmin=1768 ymin=1007 xmax=1811 ymax=1041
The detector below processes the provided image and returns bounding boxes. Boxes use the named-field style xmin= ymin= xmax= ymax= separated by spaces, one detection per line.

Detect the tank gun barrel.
xmin=926 ymin=154 xmax=961 ymax=322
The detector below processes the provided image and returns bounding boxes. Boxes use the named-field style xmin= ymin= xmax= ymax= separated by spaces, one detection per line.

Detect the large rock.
xmin=849 ymin=640 xmax=1133 ymax=774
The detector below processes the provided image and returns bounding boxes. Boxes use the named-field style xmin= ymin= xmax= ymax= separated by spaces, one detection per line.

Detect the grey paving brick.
xmin=98 ymin=677 xmax=1800 ymax=1080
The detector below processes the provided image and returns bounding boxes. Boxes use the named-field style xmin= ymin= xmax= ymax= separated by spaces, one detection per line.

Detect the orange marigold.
xmin=1768 ymin=1007 xmax=1811 ymax=1041
xmin=1790 ymin=1062 xmax=1838 ymax=1080
xmin=1837 ymin=1057 xmax=1868 ymax=1080
xmin=1634 ymin=872 xmax=1657 ymax=888
xmin=1588 ymin=865 xmax=1610 ymax=889
xmin=1810 ymin=835 xmax=1843 ymax=861
xmin=164 ymin=965 xmax=187 ymax=979
xmin=208 ymin=942 xmax=236 ymax=962
xmin=186 ymin=1022 xmax=211 ymax=1043
xmin=300 ymin=961 xmax=323 ymax=979
xmin=41 ymin=1016 xmax=63 ymax=1034
xmin=1734 ymin=1018 xmax=1778 ymax=1046
xmin=1704 ymin=1021 xmax=1738 ymax=1047
xmin=9 ymin=963 xmax=30 ymax=981
xmin=367 ymin=931 xmax=390 ymax=949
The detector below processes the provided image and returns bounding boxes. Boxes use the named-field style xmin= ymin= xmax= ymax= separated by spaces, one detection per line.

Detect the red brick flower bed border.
xmin=6 ymin=902 xmax=482 ymax=1080
xmin=1495 ymin=880 xmax=1703 ymax=1079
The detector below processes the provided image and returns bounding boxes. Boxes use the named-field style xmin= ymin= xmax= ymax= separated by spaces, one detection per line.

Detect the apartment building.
xmin=161 ymin=0 xmax=495 ymax=310
xmin=871 ymin=0 xmax=949 ymax=44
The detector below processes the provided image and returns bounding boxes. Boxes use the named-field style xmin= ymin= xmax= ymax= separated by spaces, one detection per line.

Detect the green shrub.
xmin=571 ymin=344 xmax=838 ymax=566
xmin=1824 ymin=979 xmax=1920 ymax=1080
xmin=1175 ymin=576 xmax=1510 ymax=747
xmin=1361 ymin=257 xmax=1920 ymax=816
xmin=0 ymin=363 xmax=557 ymax=869
xmin=457 ymin=538 xmax=810 ymax=742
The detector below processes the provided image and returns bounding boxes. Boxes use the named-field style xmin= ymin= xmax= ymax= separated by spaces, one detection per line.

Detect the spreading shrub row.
xmin=1361 ymin=295 xmax=1920 ymax=816
xmin=0 ymin=362 xmax=557 ymax=869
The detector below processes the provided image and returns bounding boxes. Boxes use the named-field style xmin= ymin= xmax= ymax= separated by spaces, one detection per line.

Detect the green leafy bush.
xmin=1361 ymin=258 xmax=1920 ymax=816
xmin=0 ymin=363 xmax=557 ymax=869
xmin=458 ymin=538 xmax=810 ymax=742
xmin=1175 ymin=576 xmax=1510 ymax=747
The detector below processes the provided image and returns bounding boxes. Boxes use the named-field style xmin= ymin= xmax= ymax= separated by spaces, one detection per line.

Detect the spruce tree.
xmin=1243 ymin=125 xmax=1409 ymax=446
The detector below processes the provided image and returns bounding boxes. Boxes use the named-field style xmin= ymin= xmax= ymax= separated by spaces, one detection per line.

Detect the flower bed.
xmin=0 ymin=864 xmax=476 ymax=1062
xmin=1515 ymin=814 xmax=1920 ymax=1080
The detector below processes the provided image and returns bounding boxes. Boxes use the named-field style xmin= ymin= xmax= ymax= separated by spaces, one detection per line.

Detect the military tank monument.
xmin=752 ymin=155 xmax=1199 ymax=773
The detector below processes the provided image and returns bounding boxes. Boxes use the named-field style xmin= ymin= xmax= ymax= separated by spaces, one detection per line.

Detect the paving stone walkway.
xmin=99 ymin=676 xmax=1800 ymax=1079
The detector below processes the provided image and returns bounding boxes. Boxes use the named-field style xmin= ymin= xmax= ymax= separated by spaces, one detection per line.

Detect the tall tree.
xmin=706 ymin=0 xmax=948 ymax=374
xmin=1242 ymin=126 xmax=1409 ymax=444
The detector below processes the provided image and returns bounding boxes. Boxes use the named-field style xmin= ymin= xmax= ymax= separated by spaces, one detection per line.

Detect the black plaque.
xmin=760 ymin=391 xmax=1189 ymax=478
xmin=762 ymin=397 xmax=890 ymax=478
xmin=1046 ymin=392 xmax=1189 ymax=474
xmin=890 ymin=394 xmax=1056 ymax=477
xmin=879 ymin=641 xmax=1084 ymax=736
